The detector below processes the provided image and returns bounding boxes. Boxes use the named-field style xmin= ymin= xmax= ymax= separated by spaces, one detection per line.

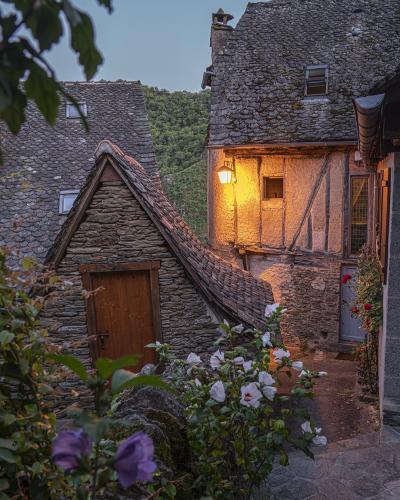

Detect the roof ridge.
xmin=49 ymin=141 xmax=274 ymax=329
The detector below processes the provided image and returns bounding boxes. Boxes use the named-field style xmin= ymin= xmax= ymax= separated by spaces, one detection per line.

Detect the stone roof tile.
xmin=209 ymin=0 xmax=400 ymax=146
xmin=47 ymin=140 xmax=274 ymax=329
xmin=0 ymin=81 xmax=157 ymax=261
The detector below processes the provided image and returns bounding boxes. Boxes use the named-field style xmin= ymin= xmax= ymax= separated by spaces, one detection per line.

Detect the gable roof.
xmin=46 ymin=140 xmax=274 ymax=329
xmin=208 ymin=0 xmax=400 ymax=147
xmin=0 ymin=81 xmax=157 ymax=261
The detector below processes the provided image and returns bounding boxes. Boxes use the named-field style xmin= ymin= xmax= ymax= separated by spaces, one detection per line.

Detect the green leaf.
xmin=0 ymin=439 xmax=15 ymax=450
xmin=69 ymin=11 xmax=103 ymax=79
xmin=0 ymin=448 xmax=16 ymax=463
xmin=48 ymin=354 xmax=88 ymax=380
xmin=96 ymin=0 xmax=114 ymax=13
xmin=96 ymin=355 xmax=140 ymax=380
xmin=0 ymin=331 xmax=14 ymax=346
xmin=0 ymin=478 xmax=9 ymax=492
xmin=26 ymin=4 xmax=63 ymax=51
xmin=2 ymin=414 xmax=16 ymax=426
xmin=20 ymin=255 xmax=36 ymax=271
xmin=111 ymin=370 xmax=171 ymax=395
xmin=62 ymin=0 xmax=82 ymax=26
xmin=25 ymin=64 xmax=60 ymax=126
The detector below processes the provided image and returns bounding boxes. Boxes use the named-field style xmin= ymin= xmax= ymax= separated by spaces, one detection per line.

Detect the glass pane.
xmin=306 ymin=81 xmax=327 ymax=95
xmin=62 ymin=194 xmax=78 ymax=213
xmin=263 ymin=177 xmax=283 ymax=199
xmin=350 ymin=177 xmax=369 ymax=254
xmin=308 ymin=68 xmax=326 ymax=78
xmin=67 ymin=103 xmax=86 ymax=118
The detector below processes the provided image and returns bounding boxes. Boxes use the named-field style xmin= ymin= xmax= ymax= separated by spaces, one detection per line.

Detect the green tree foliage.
xmin=143 ymin=86 xmax=210 ymax=240
xmin=0 ymin=0 xmax=113 ymax=141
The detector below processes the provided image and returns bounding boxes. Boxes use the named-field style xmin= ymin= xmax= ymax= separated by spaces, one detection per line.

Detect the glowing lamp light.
xmin=218 ymin=161 xmax=234 ymax=184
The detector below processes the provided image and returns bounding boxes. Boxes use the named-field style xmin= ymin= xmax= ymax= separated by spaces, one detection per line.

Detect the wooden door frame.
xmin=79 ymin=261 xmax=161 ymax=362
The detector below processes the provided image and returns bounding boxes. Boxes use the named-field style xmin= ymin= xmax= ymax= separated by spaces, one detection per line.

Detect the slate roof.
xmin=208 ymin=0 xmax=400 ymax=146
xmin=46 ymin=140 xmax=274 ymax=329
xmin=0 ymin=81 xmax=157 ymax=261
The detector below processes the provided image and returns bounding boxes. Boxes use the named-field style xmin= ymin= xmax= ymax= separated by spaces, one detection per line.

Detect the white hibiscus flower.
xmin=234 ymin=356 xmax=245 ymax=365
xmin=243 ymin=360 xmax=253 ymax=373
xmin=210 ymin=350 xmax=225 ymax=370
xmin=318 ymin=371 xmax=328 ymax=377
xmin=312 ymin=428 xmax=328 ymax=446
xmin=186 ymin=352 xmax=201 ymax=365
xmin=210 ymin=380 xmax=226 ymax=403
xmin=261 ymin=331 xmax=272 ymax=347
xmin=232 ymin=324 xmax=244 ymax=334
xmin=194 ymin=378 xmax=202 ymax=387
xmin=262 ymin=385 xmax=277 ymax=401
xmin=265 ymin=303 xmax=280 ymax=317
xmin=301 ymin=422 xmax=327 ymax=446
xmin=301 ymin=421 xmax=312 ymax=434
xmin=258 ymin=371 xmax=275 ymax=386
xmin=273 ymin=348 xmax=290 ymax=363
xmin=291 ymin=361 xmax=303 ymax=371
xmin=240 ymin=382 xmax=263 ymax=408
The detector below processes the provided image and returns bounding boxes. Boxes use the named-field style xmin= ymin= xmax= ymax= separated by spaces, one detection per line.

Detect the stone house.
xmin=353 ymin=73 xmax=400 ymax=423
xmin=42 ymin=141 xmax=273 ymax=370
xmin=0 ymin=81 xmax=158 ymax=261
xmin=202 ymin=1 xmax=400 ymax=348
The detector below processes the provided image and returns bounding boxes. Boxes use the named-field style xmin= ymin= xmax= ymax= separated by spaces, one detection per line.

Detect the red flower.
xmin=364 ymin=303 xmax=373 ymax=311
xmin=341 ymin=274 xmax=352 ymax=284
xmin=351 ymin=306 xmax=359 ymax=314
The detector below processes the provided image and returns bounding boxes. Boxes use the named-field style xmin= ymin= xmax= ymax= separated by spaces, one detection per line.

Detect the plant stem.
xmin=91 ymin=441 xmax=100 ymax=500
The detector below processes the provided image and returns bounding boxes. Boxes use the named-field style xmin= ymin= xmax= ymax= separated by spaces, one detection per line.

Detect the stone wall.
xmin=379 ymin=154 xmax=400 ymax=425
xmin=41 ymin=178 xmax=220 ymax=376
xmin=251 ymin=256 xmax=342 ymax=347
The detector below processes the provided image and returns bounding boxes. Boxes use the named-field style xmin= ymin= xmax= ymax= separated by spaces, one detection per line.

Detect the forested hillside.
xmin=143 ymin=86 xmax=210 ymax=239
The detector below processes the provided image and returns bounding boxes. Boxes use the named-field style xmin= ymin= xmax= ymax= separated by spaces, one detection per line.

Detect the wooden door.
xmin=340 ymin=265 xmax=366 ymax=342
xmin=81 ymin=263 xmax=160 ymax=370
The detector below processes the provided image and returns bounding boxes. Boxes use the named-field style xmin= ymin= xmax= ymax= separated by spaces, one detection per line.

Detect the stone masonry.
xmin=41 ymin=178 xmax=219 ymax=371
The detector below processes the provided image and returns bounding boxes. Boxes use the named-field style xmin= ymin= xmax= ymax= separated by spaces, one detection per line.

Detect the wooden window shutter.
xmin=379 ymin=168 xmax=391 ymax=283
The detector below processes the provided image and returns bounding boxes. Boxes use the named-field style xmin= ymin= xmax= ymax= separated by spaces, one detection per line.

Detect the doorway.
xmin=80 ymin=262 xmax=160 ymax=370
xmin=340 ymin=265 xmax=366 ymax=342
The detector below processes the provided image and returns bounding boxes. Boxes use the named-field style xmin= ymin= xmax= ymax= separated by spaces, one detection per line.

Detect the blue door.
xmin=340 ymin=266 xmax=366 ymax=342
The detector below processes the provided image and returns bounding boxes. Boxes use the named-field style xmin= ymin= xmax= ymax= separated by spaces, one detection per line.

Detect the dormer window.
xmin=66 ymin=101 xmax=87 ymax=118
xmin=305 ymin=65 xmax=329 ymax=96
xmin=59 ymin=190 xmax=79 ymax=214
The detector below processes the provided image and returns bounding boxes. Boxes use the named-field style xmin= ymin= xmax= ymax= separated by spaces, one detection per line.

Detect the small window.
xmin=59 ymin=190 xmax=79 ymax=214
xmin=263 ymin=177 xmax=284 ymax=199
xmin=350 ymin=176 xmax=369 ymax=255
xmin=66 ymin=101 xmax=87 ymax=118
xmin=305 ymin=65 xmax=329 ymax=96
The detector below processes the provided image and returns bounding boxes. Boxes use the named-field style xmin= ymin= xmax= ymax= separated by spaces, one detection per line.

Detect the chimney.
xmin=210 ymin=8 xmax=234 ymax=65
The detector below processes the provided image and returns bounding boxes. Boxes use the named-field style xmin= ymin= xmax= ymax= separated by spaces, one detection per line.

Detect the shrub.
xmin=150 ymin=305 xmax=327 ymax=499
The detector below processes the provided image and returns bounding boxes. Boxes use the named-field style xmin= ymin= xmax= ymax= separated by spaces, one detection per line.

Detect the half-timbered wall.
xmin=208 ymin=147 xmax=373 ymax=347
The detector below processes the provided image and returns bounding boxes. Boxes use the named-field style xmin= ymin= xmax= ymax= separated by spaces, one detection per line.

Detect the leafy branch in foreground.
xmin=0 ymin=0 xmax=114 ymax=141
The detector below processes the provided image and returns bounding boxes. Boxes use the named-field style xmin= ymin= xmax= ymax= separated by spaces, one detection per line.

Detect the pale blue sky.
xmin=45 ymin=1 xmax=253 ymax=91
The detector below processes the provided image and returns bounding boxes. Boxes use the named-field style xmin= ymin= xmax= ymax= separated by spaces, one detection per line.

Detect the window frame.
xmin=349 ymin=174 xmax=371 ymax=256
xmin=304 ymin=64 xmax=329 ymax=97
xmin=262 ymin=176 xmax=284 ymax=200
xmin=66 ymin=101 xmax=87 ymax=118
xmin=59 ymin=189 xmax=79 ymax=215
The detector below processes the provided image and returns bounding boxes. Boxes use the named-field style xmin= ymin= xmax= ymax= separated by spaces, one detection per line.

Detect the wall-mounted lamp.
xmin=217 ymin=161 xmax=235 ymax=184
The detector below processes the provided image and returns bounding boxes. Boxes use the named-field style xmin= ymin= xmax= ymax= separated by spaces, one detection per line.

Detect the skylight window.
xmin=304 ymin=65 xmax=329 ymax=96
xmin=59 ymin=190 xmax=79 ymax=214
xmin=66 ymin=101 xmax=87 ymax=118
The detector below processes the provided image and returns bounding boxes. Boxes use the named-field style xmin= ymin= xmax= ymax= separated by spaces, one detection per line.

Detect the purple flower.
xmin=52 ymin=428 xmax=92 ymax=472
xmin=114 ymin=432 xmax=156 ymax=488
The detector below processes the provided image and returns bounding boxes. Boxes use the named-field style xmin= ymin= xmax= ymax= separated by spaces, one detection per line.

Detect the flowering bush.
xmin=341 ymin=246 xmax=382 ymax=394
xmin=0 ymin=249 xmax=168 ymax=499
xmin=0 ymin=250 xmax=71 ymax=498
xmin=150 ymin=305 xmax=327 ymax=499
